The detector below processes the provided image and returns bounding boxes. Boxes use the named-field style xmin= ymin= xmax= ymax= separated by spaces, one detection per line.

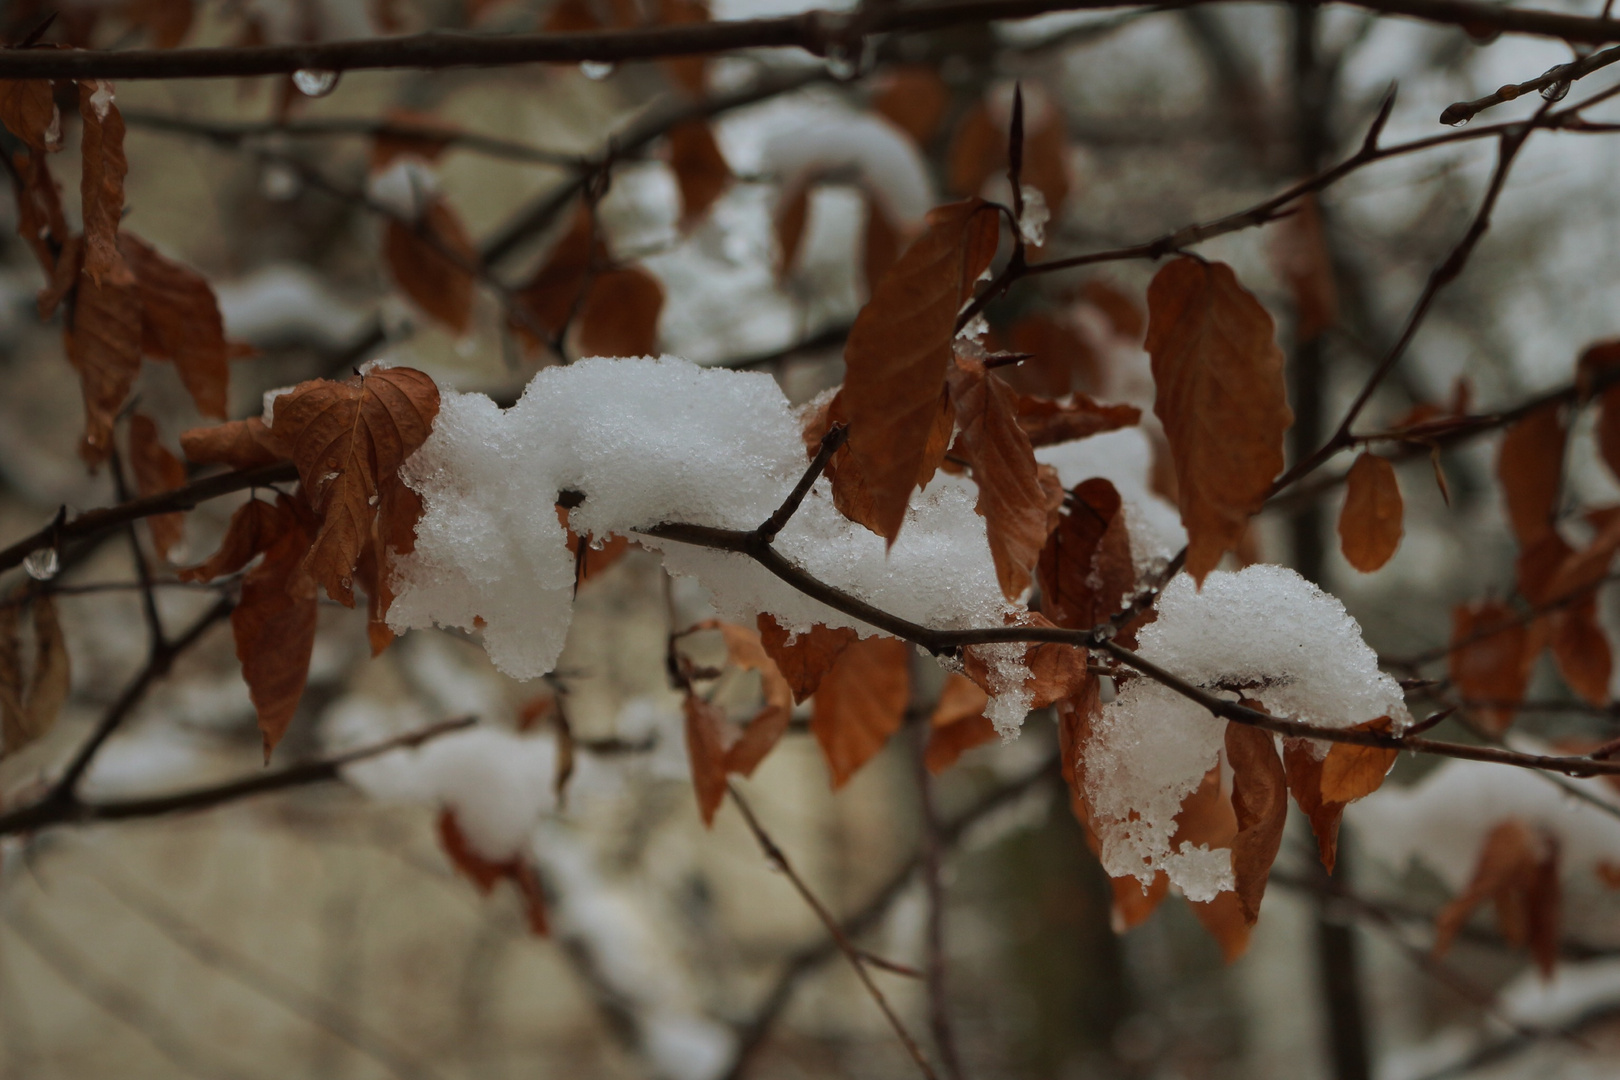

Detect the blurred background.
xmin=4 ymin=0 xmax=1620 ymax=1077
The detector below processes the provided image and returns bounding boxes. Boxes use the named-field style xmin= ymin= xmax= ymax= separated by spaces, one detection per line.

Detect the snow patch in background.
xmin=1088 ymin=564 xmax=1409 ymax=899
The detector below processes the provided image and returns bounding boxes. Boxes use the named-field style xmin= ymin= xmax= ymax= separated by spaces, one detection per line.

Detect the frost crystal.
xmin=1017 ymin=186 xmax=1049 ymax=246
xmin=389 ymin=357 xmax=1027 ymax=716
xmin=1086 ymin=564 xmax=1409 ymax=898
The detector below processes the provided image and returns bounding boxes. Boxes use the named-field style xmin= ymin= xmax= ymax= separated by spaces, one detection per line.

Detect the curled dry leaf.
xmin=1578 ymin=341 xmax=1620 ymax=486
xmin=668 ymin=119 xmax=731 ymax=228
xmin=0 ymin=595 xmax=71 ymax=759
xmin=1146 ymin=257 xmax=1292 ymax=582
xmin=1003 ymin=312 xmax=1097 ymax=399
xmin=1170 ymin=764 xmax=1252 ymax=960
xmin=962 ymin=613 xmax=1087 ymax=711
xmin=179 ymin=496 xmax=287 ymax=584
xmin=1319 ymin=717 xmax=1399 ymax=804
xmin=1450 ymin=599 xmax=1544 ymax=735
xmin=180 ymin=416 xmax=287 ymax=470
xmin=1433 ymin=818 xmax=1560 ymax=978
xmin=704 ymin=620 xmax=793 ymax=777
xmin=946 ymin=98 xmax=1069 ymax=221
xmin=838 ymin=198 xmax=999 ymax=543
xmin=1225 ymin=720 xmax=1287 ymax=925
xmin=1038 ymin=477 xmax=1135 ymax=630
xmin=1338 ymin=451 xmax=1404 ymax=573
xmin=861 ymin=190 xmax=904 ymax=298
xmin=266 ymin=366 xmax=440 ymax=607
xmin=68 ymin=266 xmax=143 ymax=464
xmin=575 ymin=266 xmax=664 ymax=358
xmin=1015 ymin=392 xmax=1141 ymax=449
xmin=810 ymin=635 xmax=911 ymax=788
xmin=948 ymin=353 xmax=1051 ymax=599
xmin=756 ymin=613 xmax=857 ymax=703
xmin=683 ymin=691 xmax=730 ymax=826
xmin=78 ymin=80 xmax=127 ymax=287
xmin=1283 ymin=717 xmax=1398 ymax=873
xmin=128 ymin=413 xmax=188 ymax=561
xmin=120 ymin=233 xmax=231 ymax=419
xmin=1547 ymin=597 xmax=1611 ymax=706
xmin=438 ymin=809 xmax=549 ymax=935
xmin=384 ymin=196 xmax=478 ymax=335
xmin=1496 ymin=402 xmax=1566 ymax=548
xmin=924 ymin=673 xmax=995 ymax=774
xmin=509 ymin=203 xmax=597 ymax=350
xmin=0 ymin=80 xmax=59 ymax=154
xmin=231 ymin=494 xmax=319 ymax=759
xmin=13 ymin=149 xmax=68 ymax=276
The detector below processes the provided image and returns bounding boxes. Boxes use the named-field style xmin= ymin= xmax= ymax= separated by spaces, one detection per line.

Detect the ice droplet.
xmin=292 ymin=69 xmax=340 ymax=97
xmin=24 ymin=547 xmax=59 ymax=581
xmin=1445 ymin=113 xmax=1471 ymax=128
xmin=1017 ymin=185 xmax=1049 ymax=247
xmin=1540 ymin=66 xmax=1571 ymax=101
xmin=368 ymin=494 xmax=380 ymax=507
xmin=579 ymin=61 xmax=615 ymax=80
xmin=823 ymin=37 xmax=874 ymax=81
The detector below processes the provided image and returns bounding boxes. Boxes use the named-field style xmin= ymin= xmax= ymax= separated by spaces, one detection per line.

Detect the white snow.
xmin=1086 ymin=564 xmax=1410 ymax=898
xmin=754 ymin=107 xmax=935 ymax=226
xmin=1036 ymin=427 xmax=1186 ymax=581
xmin=386 ymin=356 xmax=1031 ymax=722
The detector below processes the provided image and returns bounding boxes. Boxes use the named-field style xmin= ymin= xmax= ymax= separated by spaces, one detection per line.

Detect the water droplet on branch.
xmin=292 ymin=69 xmax=341 ymax=97
xmin=24 ymin=547 xmax=58 ymax=581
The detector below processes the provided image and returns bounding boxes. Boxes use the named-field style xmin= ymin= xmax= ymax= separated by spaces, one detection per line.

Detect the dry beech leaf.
xmin=179 ymin=497 xmax=287 ymax=583
xmin=1081 ymin=279 xmax=1145 ymax=341
xmin=1578 ymin=341 xmax=1620 ymax=485
xmin=577 ymin=267 xmax=664 ymax=358
xmin=1225 ymin=721 xmax=1287 ymax=925
xmin=948 ymin=353 xmax=1051 ymax=599
xmin=1433 ymin=819 xmax=1560 ymax=978
xmin=0 ymin=596 xmax=71 ymax=758
xmin=79 ymin=80 xmax=127 ymax=287
xmin=266 ymin=366 xmax=440 ymax=607
xmin=385 ymin=196 xmax=478 ymax=335
xmin=946 ymin=103 xmax=1001 ymax=199
xmin=362 ymin=476 xmax=428 ymax=656
xmin=1146 ymin=257 xmax=1292 ymax=582
xmin=962 ymin=613 xmax=1087 ymax=711
xmin=13 ymin=149 xmax=69 ymax=276
xmin=180 ymin=416 xmax=288 ymax=470
xmin=704 ymin=620 xmax=793 ymax=777
xmin=1268 ymin=195 xmax=1337 ymax=342
xmin=1038 ymin=477 xmax=1135 ymax=630
xmin=68 ymin=265 xmax=143 ymax=464
xmin=1338 ymin=452 xmax=1404 ymax=572
xmin=1015 ymin=393 xmax=1141 ymax=448
xmin=0 ymin=81 xmax=59 ymax=154
xmin=557 ymin=507 xmax=632 ymax=589
xmin=1112 ymin=873 xmax=1170 ymax=932
xmin=684 ymin=691 xmax=730 ymax=826
xmin=668 ymin=120 xmax=731 ymax=228
xmin=1171 ymin=765 xmax=1252 ymax=960
xmin=1019 ymin=110 xmax=1071 ymax=229
xmin=232 ymin=494 xmax=319 ymax=759
xmin=1319 ymin=717 xmax=1399 ymax=804
xmin=924 ymin=673 xmax=995 ymax=774
xmin=1497 ymin=402 xmax=1566 ymax=548
xmin=1450 ymin=599 xmax=1544 ymax=735
xmin=120 ymin=232 xmax=231 ymax=418
xmin=811 ymin=635 xmax=911 ymax=788
xmin=1004 ymin=312 xmax=1097 ymax=399
xmin=774 ymin=181 xmax=810 ymax=278
xmin=1283 ymin=717 xmax=1398 ymax=873
xmin=438 ymin=809 xmax=549 ymax=935
xmin=873 ymin=66 xmax=951 ymax=146
xmin=861 ymin=190 xmax=903 ymax=298
xmin=128 ymin=413 xmax=188 ymax=560
xmin=838 ymin=198 xmax=999 ymax=543
xmin=509 ymin=204 xmax=597 ymax=350
xmin=757 ymin=614 xmax=857 ymax=704
xmin=1548 ymin=596 xmax=1611 ymax=706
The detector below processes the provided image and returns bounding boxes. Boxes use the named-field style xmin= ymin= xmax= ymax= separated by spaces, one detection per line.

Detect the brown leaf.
xmin=924 ymin=673 xmax=994 ymax=774
xmin=1189 ymin=892 xmax=1254 ymax=963
xmin=1111 ymin=873 xmax=1170 ymax=931
xmin=267 ymin=367 xmax=440 ymax=606
xmin=1015 ymin=392 xmax=1141 ymax=448
xmin=1433 ymin=819 xmax=1560 ymax=978
xmin=558 ymin=508 xmax=632 ymax=590
xmin=962 ymin=613 xmax=1087 ymax=711
xmin=948 ymin=353 xmax=1051 ymax=599
xmin=1319 ymin=717 xmax=1399 ymax=804
xmin=438 ymin=809 xmax=549 ymax=936
xmin=1170 ymin=764 xmax=1252 ymax=959
xmin=946 ymin=103 xmax=1001 ymax=199
xmin=684 ymin=691 xmax=729 ymax=826
xmin=576 ymin=267 xmax=664 ymax=358
xmin=838 ymin=198 xmax=999 ymax=543
xmin=1281 ymin=739 xmax=1345 ymax=873
xmin=1003 ymin=312 xmax=1097 ymax=399
xmin=873 ymin=66 xmax=951 ymax=146
xmin=232 ymin=494 xmax=318 ymax=759
xmin=0 ymin=595 xmax=71 ymax=758
xmin=757 ymin=614 xmax=857 ymax=704
xmin=1146 ymin=257 xmax=1292 ymax=582
xmin=1038 ymin=477 xmax=1134 ymax=630
xmin=1338 ymin=452 xmax=1404 ymax=572
xmin=119 ymin=232 xmax=230 ymax=419
xmin=1080 ymin=279 xmax=1144 ymax=341
xmin=774 ymin=181 xmax=810 ymax=278
xmin=364 ymin=475 xmax=427 ymax=656
xmin=508 ymin=203 xmax=598 ymax=350
xmin=811 ymin=635 xmax=910 ymax=788
xmin=710 ymin=621 xmax=794 ymax=777
xmin=668 ymin=120 xmax=730 ymax=228
xmin=13 ymin=149 xmax=68 ymax=276
xmin=179 ymin=496 xmax=287 ymax=583
xmin=128 ymin=413 xmax=188 ymax=560
xmin=1019 ymin=108 xmax=1070 ymax=227
xmin=78 ymin=81 xmax=127 ymax=287
xmin=1497 ymin=402 xmax=1566 ymax=548
xmin=67 ymin=264 xmax=142 ymax=464
xmin=1549 ymin=596 xmax=1611 ymax=706
xmin=1579 ymin=342 xmax=1620 ymax=487
xmin=384 ymin=196 xmax=478 ymax=335
xmin=1268 ymin=195 xmax=1337 ymax=343
xmin=1225 ymin=721 xmax=1287 ymax=925
xmin=0 ymin=81 xmax=59 ymax=154
xmin=180 ymin=416 xmax=288 ymax=470
xmin=1450 ymin=600 xmax=1543 ymax=735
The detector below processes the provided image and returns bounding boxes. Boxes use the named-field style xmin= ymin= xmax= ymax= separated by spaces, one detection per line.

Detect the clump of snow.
xmin=387 ymin=356 xmax=1029 ymax=722
xmin=1352 ymin=753 xmax=1620 ymax=947
xmin=754 ymin=107 xmax=935 ymax=226
xmin=1087 ymin=564 xmax=1409 ymax=898
xmin=1017 ymin=186 xmax=1049 ymax=246
xmin=215 ymin=265 xmax=372 ymax=350
xmin=366 ymin=158 xmax=439 ymax=221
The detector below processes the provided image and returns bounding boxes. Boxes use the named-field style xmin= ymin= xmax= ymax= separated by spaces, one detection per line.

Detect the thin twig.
xmin=1440 ymin=43 xmax=1620 ymax=126
xmin=913 ymin=732 xmax=965 ymax=1080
